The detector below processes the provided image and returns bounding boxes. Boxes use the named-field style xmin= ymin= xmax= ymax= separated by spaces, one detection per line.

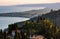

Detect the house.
xmin=32 ymin=35 xmax=45 ymax=39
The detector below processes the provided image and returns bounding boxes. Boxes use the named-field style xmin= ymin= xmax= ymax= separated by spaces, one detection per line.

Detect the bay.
xmin=0 ymin=17 xmax=30 ymax=30
xmin=0 ymin=6 xmax=45 ymax=30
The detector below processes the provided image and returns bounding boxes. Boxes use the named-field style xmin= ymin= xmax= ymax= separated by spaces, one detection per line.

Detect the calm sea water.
xmin=0 ymin=6 xmax=45 ymax=30
xmin=0 ymin=17 xmax=30 ymax=30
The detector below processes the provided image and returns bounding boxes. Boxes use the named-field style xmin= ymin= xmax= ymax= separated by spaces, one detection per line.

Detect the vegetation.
xmin=23 ymin=16 xmax=60 ymax=39
xmin=0 ymin=10 xmax=60 ymax=39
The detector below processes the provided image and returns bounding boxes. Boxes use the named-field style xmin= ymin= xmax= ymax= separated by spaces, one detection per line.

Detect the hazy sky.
xmin=0 ymin=0 xmax=60 ymax=6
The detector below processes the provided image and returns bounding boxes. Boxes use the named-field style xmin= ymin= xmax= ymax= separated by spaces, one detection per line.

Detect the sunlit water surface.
xmin=0 ymin=17 xmax=30 ymax=30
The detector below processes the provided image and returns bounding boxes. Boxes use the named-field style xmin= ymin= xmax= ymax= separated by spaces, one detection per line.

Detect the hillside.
xmin=42 ymin=9 xmax=60 ymax=27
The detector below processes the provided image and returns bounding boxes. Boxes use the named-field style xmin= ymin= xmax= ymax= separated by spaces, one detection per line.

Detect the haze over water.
xmin=0 ymin=6 xmax=45 ymax=13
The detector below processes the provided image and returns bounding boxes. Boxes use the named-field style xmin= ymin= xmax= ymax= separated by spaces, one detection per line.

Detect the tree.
xmin=23 ymin=17 xmax=60 ymax=39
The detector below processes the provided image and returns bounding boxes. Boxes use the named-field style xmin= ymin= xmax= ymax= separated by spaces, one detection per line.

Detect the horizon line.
xmin=0 ymin=2 xmax=60 ymax=6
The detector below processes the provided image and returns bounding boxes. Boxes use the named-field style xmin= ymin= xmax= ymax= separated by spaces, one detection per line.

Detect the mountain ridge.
xmin=0 ymin=8 xmax=51 ymax=18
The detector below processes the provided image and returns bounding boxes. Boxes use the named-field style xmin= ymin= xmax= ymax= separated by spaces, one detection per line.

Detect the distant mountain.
xmin=0 ymin=3 xmax=60 ymax=13
xmin=0 ymin=8 xmax=50 ymax=18
xmin=14 ymin=3 xmax=60 ymax=9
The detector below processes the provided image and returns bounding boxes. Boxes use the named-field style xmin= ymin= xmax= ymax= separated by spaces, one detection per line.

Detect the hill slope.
xmin=42 ymin=10 xmax=60 ymax=27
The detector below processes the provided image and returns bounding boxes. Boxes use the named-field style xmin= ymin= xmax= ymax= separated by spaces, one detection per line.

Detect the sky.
xmin=0 ymin=0 xmax=60 ymax=6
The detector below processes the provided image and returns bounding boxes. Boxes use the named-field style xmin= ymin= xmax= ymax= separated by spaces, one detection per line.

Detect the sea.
xmin=0 ymin=6 xmax=45 ymax=30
